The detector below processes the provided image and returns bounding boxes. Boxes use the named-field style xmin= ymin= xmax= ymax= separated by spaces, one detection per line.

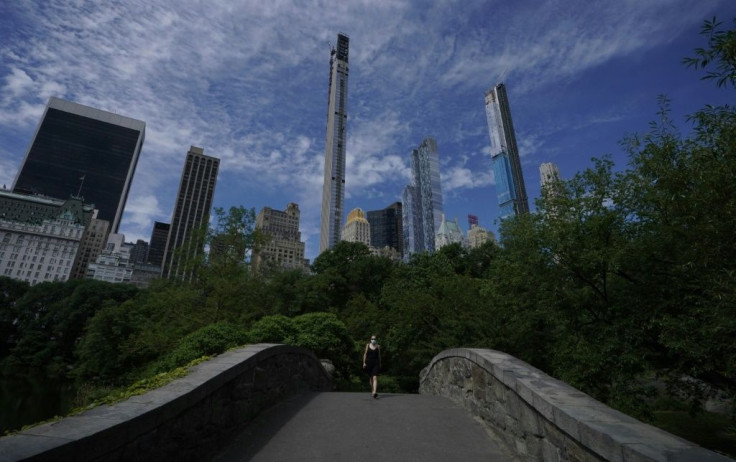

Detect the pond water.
xmin=0 ymin=373 xmax=77 ymax=434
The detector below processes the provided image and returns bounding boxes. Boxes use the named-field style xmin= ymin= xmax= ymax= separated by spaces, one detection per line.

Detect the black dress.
xmin=365 ymin=345 xmax=380 ymax=376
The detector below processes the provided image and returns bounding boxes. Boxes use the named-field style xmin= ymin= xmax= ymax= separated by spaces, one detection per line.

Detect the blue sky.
xmin=1 ymin=1 xmax=735 ymax=261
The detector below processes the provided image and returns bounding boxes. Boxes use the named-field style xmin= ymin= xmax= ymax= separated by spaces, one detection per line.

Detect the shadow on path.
xmin=213 ymin=392 xmax=517 ymax=462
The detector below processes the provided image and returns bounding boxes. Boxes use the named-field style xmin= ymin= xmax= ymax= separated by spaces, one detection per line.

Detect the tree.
xmin=0 ymin=277 xmax=29 ymax=355
xmin=684 ymin=17 xmax=736 ymax=88
xmin=309 ymin=241 xmax=395 ymax=311
xmin=3 ymin=280 xmax=138 ymax=377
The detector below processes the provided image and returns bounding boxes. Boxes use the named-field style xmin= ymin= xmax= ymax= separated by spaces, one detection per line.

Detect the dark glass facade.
xmin=12 ymin=98 xmax=145 ymax=233
xmin=367 ymin=202 xmax=403 ymax=255
xmin=147 ymin=221 xmax=170 ymax=267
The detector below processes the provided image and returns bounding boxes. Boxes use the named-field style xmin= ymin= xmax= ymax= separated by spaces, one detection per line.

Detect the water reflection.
xmin=0 ymin=373 xmax=76 ymax=434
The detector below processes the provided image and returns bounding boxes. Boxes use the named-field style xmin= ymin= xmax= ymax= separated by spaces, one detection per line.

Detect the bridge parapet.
xmin=419 ymin=348 xmax=733 ymax=462
xmin=0 ymin=344 xmax=332 ymax=462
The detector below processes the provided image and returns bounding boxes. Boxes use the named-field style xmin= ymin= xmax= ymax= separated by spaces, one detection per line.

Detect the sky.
xmin=1 ymin=0 xmax=735 ymax=261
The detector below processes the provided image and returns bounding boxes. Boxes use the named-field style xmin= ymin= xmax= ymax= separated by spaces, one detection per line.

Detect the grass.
xmin=4 ymin=356 xmax=211 ymax=436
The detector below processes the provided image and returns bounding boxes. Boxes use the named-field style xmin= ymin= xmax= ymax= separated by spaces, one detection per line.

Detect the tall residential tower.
xmin=12 ymin=97 xmax=145 ymax=233
xmin=484 ymin=83 xmax=529 ymax=219
xmin=319 ymin=33 xmax=350 ymax=254
xmin=162 ymin=146 xmax=219 ymax=280
xmin=402 ymin=137 xmax=444 ymax=256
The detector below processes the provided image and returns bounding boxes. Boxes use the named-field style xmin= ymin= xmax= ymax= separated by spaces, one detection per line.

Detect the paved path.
xmin=213 ymin=392 xmax=518 ymax=462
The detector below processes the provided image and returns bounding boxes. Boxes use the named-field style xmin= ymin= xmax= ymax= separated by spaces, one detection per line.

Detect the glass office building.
xmin=367 ymin=201 xmax=403 ymax=256
xmin=319 ymin=33 xmax=350 ymax=254
xmin=12 ymin=97 xmax=145 ymax=233
xmin=147 ymin=221 xmax=170 ymax=267
xmin=484 ymin=83 xmax=529 ymax=219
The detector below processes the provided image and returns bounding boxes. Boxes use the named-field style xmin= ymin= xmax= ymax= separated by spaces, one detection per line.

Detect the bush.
xmin=245 ymin=312 xmax=356 ymax=381
xmin=154 ymin=322 xmax=249 ymax=373
xmin=246 ymin=315 xmax=298 ymax=343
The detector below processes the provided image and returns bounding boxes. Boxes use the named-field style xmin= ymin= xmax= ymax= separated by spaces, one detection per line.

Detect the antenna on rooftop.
xmin=76 ymin=175 xmax=85 ymax=198
xmin=496 ymin=66 xmax=509 ymax=85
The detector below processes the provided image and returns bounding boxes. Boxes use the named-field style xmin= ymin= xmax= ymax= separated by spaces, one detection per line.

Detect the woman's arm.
xmin=363 ymin=344 xmax=368 ymax=365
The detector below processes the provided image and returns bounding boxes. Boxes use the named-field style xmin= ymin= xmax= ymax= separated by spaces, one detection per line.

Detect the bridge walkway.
xmin=213 ymin=392 xmax=518 ymax=462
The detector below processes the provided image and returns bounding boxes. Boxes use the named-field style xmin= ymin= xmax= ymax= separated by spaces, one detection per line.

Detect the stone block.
xmin=507 ymin=390 xmax=522 ymax=420
xmin=542 ymin=418 xmax=567 ymax=449
xmin=543 ymin=438 xmax=562 ymax=462
xmin=490 ymin=375 xmax=506 ymax=403
xmin=471 ymin=364 xmax=486 ymax=401
xmin=526 ymin=435 xmax=543 ymax=460
xmin=491 ymin=401 xmax=507 ymax=430
xmin=505 ymin=413 xmax=520 ymax=436
xmin=564 ymin=435 xmax=604 ymax=462
xmin=515 ymin=437 xmax=528 ymax=457
xmin=552 ymin=407 xmax=581 ymax=441
xmin=519 ymin=400 xmax=542 ymax=437
xmin=531 ymin=390 xmax=555 ymax=421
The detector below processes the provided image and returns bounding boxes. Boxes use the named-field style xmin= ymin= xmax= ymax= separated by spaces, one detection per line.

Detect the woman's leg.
xmin=372 ymin=375 xmax=378 ymax=394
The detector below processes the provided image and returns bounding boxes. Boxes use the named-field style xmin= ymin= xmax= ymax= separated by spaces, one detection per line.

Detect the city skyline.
xmin=1 ymin=1 xmax=735 ymax=260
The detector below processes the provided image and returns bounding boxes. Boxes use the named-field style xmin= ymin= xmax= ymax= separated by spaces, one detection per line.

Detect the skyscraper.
xmin=12 ymin=97 xmax=145 ymax=233
xmin=147 ymin=221 xmax=170 ymax=267
xmin=401 ymin=185 xmax=420 ymax=259
xmin=319 ymin=33 xmax=350 ymax=254
xmin=367 ymin=202 xmax=403 ymax=256
xmin=540 ymin=162 xmax=561 ymax=191
xmin=402 ymin=137 xmax=444 ymax=256
xmin=485 ymin=83 xmax=529 ymax=219
xmin=341 ymin=208 xmax=371 ymax=246
xmin=162 ymin=146 xmax=219 ymax=280
xmin=252 ymin=203 xmax=308 ymax=271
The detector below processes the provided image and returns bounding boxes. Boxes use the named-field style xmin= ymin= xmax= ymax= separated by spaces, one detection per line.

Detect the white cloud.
xmin=3 ymin=68 xmax=34 ymax=97
xmin=442 ymin=166 xmax=493 ymax=192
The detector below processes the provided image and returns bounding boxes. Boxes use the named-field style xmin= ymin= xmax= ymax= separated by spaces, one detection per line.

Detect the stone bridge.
xmin=0 ymin=344 xmax=731 ymax=461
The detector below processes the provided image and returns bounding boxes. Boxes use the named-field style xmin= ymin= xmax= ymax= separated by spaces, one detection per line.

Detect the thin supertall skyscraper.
xmin=402 ymin=137 xmax=444 ymax=256
xmin=162 ymin=146 xmax=219 ymax=280
xmin=484 ymin=83 xmax=529 ymax=219
xmin=12 ymin=97 xmax=145 ymax=233
xmin=319 ymin=33 xmax=350 ymax=254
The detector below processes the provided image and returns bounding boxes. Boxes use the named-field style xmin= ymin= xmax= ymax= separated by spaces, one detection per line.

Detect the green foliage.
xmin=153 ymin=322 xmax=249 ymax=373
xmin=0 ymin=277 xmax=29 ymax=355
xmin=684 ymin=17 xmax=736 ymax=88
xmin=73 ymin=298 xmax=151 ymax=383
xmin=3 ymin=280 xmax=138 ymax=377
xmin=246 ymin=312 xmax=355 ymax=380
xmin=246 ymin=315 xmax=298 ymax=343
xmin=308 ymin=241 xmax=396 ymax=312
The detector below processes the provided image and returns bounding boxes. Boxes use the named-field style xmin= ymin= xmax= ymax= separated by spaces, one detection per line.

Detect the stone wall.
xmin=419 ymin=348 xmax=733 ymax=462
xmin=0 ymin=344 xmax=332 ymax=462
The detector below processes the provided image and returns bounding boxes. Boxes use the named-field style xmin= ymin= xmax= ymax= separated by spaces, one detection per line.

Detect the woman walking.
xmin=363 ymin=335 xmax=381 ymax=398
